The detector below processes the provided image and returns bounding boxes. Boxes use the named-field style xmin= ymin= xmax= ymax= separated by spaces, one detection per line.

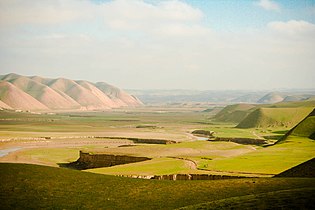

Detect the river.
xmin=0 ymin=147 xmax=22 ymax=157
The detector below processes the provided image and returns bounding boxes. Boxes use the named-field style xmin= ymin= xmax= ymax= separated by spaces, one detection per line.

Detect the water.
xmin=195 ymin=136 xmax=209 ymax=141
xmin=0 ymin=147 xmax=22 ymax=157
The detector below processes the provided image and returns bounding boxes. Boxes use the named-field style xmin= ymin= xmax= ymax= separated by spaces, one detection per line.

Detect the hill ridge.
xmin=236 ymin=107 xmax=313 ymax=129
xmin=277 ymin=108 xmax=315 ymax=143
xmin=0 ymin=73 xmax=142 ymax=111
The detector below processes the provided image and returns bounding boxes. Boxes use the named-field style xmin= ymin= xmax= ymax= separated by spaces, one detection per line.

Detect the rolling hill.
xmin=0 ymin=73 xmax=142 ymax=111
xmin=278 ymin=108 xmax=315 ymax=141
xmin=257 ymin=92 xmax=285 ymax=104
xmin=236 ymin=107 xmax=313 ymax=129
xmin=0 ymin=80 xmax=48 ymax=110
xmin=214 ymin=104 xmax=257 ymax=123
xmin=7 ymin=76 xmax=81 ymax=109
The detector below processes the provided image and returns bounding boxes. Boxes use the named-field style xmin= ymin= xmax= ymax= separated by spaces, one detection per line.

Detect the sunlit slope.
xmin=48 ymin=78 xmax=112 ymax=110
xmin=201 ymin=136 xmax=315 ymax=175
xmin=290 ymin=109 xmax=315 ymax=139
xmin=236 ymin=107 xmax=313 ymax=128
xmin=0 ymin=81 xmax=48 ymax=110
xmin=8 ymin=76 xmax=80 ymax=109
xmin=0 ymin=73 xmax=142 ymax=110
xmin=204 ymin=109 xmax=315 ymax=175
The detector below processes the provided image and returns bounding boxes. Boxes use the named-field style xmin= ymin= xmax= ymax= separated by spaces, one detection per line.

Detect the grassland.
xmin=200 ymin=136 xmax=315 ymax=175
xmin=1 ymin=106 xmax=314 ymax=178
xmin=1 ymin=163 xmax=314 ymax=209
xmin=0 ymin=103 xmax=314 ymax=209
xmin=237 ymin=107 xmax=313 ymax=128
xmin=179 ymin=188 xmax=315 ymax=210
xmin=292 ymin=116 xmax=315 ymax=138
xmin=87 ymin=157 xmax=193 ymax=176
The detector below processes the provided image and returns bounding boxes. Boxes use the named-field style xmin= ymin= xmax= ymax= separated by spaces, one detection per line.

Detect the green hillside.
xmin=277 ymin=108 xmax=315 ymax=142
xmin=236 ymin=107 xmax=313 ymax=129
xmin=214 ymin=104 xmax=257 ymax=123
xmin=1 ymin=163 xmax=314 ymax=209
xmin=292 ymin=116 xmax=315 ymax=138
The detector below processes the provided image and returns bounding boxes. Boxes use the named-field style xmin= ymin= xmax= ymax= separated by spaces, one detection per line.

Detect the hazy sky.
xmin=0 ymin=0 xmax=315 ymax=90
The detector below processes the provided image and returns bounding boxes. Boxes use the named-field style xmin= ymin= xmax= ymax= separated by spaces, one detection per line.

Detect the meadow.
xmin=0 ymin=106 xmax=313 ymax=177
xmin=0 ymin=105 xmax=314 ymax=209
xmin=1 ymin=163 xmax=314 ymax=209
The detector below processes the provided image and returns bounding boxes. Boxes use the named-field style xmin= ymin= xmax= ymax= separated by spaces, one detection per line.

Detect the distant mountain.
xmin=127 ymin=89 xmax=315 ymax=105
xmin=282 ymin=95 xmax=313 ymax=102
xmin=257 ymin=92 xmax=284 ymax=104
xmin=0 ymin=73 xmax=142 ymax=111
xmin=126 ymin=89 xmax=268 ymax=104
xmin=257 ymin=91 xmax=315 ymax=104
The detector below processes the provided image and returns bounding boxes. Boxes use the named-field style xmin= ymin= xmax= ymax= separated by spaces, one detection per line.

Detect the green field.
xmin=1 ymin=106 xmax=314 ymax=177
xmin=0 ymin=104 xmax=314 ymax=209
xmin=201 ymin=136 xmax=315 ymax=175
xmin=87 ymin=157 xmax=193 ymax=176
xmin=1 ymin=163 xmax=314 ymax=209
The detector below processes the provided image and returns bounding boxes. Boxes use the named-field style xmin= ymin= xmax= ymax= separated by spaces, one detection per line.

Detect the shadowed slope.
xmin=48 ymin=78 xmax=111 ymax=110
xmin=96 ymin=82 xmax=143 ymax=107
xmin=275 ymin=158 xmax=315 ymax=177
xmin=76 ymin=80 xmax=119 ymax=108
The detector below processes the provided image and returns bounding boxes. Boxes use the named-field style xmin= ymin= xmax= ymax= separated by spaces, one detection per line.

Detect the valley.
xmin=0 ymin=96 xmax=314 ymax=209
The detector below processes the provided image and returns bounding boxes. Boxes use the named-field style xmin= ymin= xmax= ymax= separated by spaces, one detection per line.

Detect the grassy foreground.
xmin=1 ymin=163 xmax=314 ymax=209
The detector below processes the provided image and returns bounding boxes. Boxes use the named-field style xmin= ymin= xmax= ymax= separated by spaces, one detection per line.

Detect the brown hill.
xmin=48 ymin=78 xmax=112 ymax=110
xmin=76 ymin=81 xmax=119 ymax=108
xmin=0 ymin=81 xmax=48 ymax=110
xmin=0 ymin=73 xmax=142 ymax=111
xmin=96 ymin=82 xmax=143 ymax=107
xmin=8 ymin=76 xmax=80 ymax=109
xmin=257 ymin=92 xmax=284 ymax=104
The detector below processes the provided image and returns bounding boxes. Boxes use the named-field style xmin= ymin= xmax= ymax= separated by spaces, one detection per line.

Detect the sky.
xmin=0 ymin=0 xmax=315 ymax=90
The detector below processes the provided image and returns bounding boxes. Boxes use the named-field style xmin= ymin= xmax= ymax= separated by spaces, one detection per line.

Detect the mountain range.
xmin=0 ymin=73 xmax=142 ymax=111
xmin=127 ymin=89 xmax=315 ymax=105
